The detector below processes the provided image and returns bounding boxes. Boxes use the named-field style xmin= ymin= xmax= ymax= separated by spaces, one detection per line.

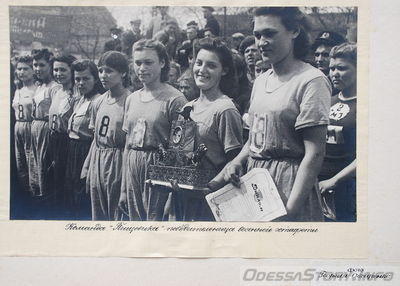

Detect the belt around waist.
xmin=249 ymin=155 xmax=302 ymax=161
xmin=16 ymin=119 xmax=32 ymax=122
xmin=33 ymin=117 xmax=48 ymax=122
xmin=68 ymin=137 xmax=93 ymax=143
xmin=129 ymin=146 xmax=157 ymax=151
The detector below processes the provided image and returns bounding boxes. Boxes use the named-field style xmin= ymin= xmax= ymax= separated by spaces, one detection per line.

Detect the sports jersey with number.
xmin=90 ymin=91 xmax=129 ymax=149
xmin=32 ymin=81 xmax=61 ymax=120
xmin=248 ymin=64 xmax=331 ymax=159
xmin=247 ymin=63 xmax=331 ymax=221
xmin=12 ymin=86 xmax=36 ymax=121
xmin=68 ymin=93 xmax=101 ymax=141
xmin=321 ymin=94 xmax=356 ymax=177
xmin=123 ymin=85 xmax=187 ymax=149
xmin=48 ymin=87 xmax=78 ymax=133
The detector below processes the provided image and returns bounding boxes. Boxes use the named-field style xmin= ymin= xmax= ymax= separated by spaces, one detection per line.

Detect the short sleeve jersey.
xmin=183 ymin=96 xmax=243 ymax=170
xmin=248 ymin=63 xmax=331 ymax=159
xmin=32 ymin=81 xmax=61 ymax=120
xmin=48 ymin=87 xmax=78 ymax=133
xmin=89 ymin=90 xmax=129 ymax=149
xmin=123 ymin=85 xmax=187 ymax=149
xmin=68 ymin=93 xmax=101 ymax=141
xmin=321 ymin=94 xmax=356 ymax=176
xmin=12 ymin=85 xmax=37 ymax=122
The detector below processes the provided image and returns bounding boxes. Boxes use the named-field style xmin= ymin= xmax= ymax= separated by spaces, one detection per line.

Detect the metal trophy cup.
xmin=147 ymin=110 xmax=217 ymax=193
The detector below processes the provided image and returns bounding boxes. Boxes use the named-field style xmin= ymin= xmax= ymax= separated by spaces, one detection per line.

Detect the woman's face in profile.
xmin=329 ymin=58 xmax=356 ymax=91
xmin=253 ymin=14 xmax=297 ymax=65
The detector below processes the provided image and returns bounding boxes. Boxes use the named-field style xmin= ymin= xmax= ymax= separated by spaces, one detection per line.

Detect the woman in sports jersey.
xmin=48 ymin=54 xmax=77 ymax=212
xmin=12 ymin=55 xmax=37 ymax=194
xmin=64 ymin=60 xmax=105 ymax=219
xmin=222 ymin=8 xmax=331 ymax=221
xmin=319 ymin=43 xmax=357 ymax=222
xmin=30 ymin=49 xmax=60 ymax=199
xmin=82 ymin=51 xmax=130 ymax=221
xmin=118 ymin=39 xmax=187 ymax=221
xmin=173 ymin=38 xmax=243 ymax=221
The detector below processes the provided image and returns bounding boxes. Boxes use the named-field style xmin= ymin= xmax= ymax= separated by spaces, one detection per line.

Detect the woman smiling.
xmin=173 ymin=38 xmax=243 ymax=221
xmin=48 ymin=54 xmax=77 ymax=211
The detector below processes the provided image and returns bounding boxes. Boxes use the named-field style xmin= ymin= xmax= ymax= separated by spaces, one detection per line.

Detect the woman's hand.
xmin=319 ymin=178 xmax=337 ymax=195
xmin=223 ymin=161 xmax=244 ymax=188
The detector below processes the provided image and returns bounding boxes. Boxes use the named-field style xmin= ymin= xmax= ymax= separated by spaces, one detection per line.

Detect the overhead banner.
xmin=9 ymin=8 xmax=72 ymax=44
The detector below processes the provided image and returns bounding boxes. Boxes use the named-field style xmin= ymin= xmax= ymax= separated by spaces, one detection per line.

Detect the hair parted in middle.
xmin=192 ymin=37 xmax=238 ymax=99
xmin=132 ymin=39 xmax=170 ymax=83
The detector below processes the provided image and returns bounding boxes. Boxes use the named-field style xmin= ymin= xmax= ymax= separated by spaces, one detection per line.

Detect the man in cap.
xmin=121 ymin=19 xmax=143 ymax=58
xmin=103 ymin=27 xmax=122 ymax=52
xmin=312 ymin=31 xmax=345 ymax=75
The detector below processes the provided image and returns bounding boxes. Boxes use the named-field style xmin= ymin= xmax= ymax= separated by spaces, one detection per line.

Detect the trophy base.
xmin=147 ymin=165 xmax=216 ymax=191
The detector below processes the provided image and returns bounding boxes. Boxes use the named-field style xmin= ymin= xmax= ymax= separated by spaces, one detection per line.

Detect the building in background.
xmin=10 ymin=6 xmax=117 ymax=61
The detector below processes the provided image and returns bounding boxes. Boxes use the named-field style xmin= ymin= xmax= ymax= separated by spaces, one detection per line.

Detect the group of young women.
xmin=12 ymin=7 xmax=357 ymax=222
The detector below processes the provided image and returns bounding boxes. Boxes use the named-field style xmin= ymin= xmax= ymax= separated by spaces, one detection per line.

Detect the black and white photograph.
xmin=9 ymin=5 xmax=358 ymax=223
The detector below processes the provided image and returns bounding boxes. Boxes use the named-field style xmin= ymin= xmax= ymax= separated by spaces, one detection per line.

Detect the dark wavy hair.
xmin=330 ymin=43 xmax=357 ymax=66
xmin=31 ymin=48 xmax=54 ymax=83
xmin=31 ymin=48 xmax=53 ymax=63
xmin=132 ymin=39 xmax=170 ymax=82
xmin=14 ymin=55 xmax=35 ymax=88
xmin=192 ymin=37 xmax=238 ymax=99
xmin=254 ymin=7 xmax=311 ymax=60
xmin=98 ymin=51 xmax=130 ymax=87
xmin=53 ymin=54 xmax=77 ymax=87
xmin=72 ymin=59 xmax=106 ymax=96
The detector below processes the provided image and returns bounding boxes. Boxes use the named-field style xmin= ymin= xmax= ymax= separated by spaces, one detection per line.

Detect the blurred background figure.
xmin=153 ymin=20 xmax=179 ymax=60
xmin=239 ymin=36 xmax=261 ymax=84
xmin=128 ymin=62 xmax=144 ymax=92
xmin=103 ymin=27 xmax=123 ymax=53
xmin=121 ymin=19 xmax=143 ymax=58
xmin=202 ymin=6 xmax=220 ymax=37
xmin=311 ymin=31 xmax=345 ymax=76
xmin=168 ymin=61 xmax=181 ymax=88
xmin=177 ymin=73 xmax=199 ymax=101
xmin=146 ymin=6 xmax=178 ymax=39
xmin=254 ymin=59 xmax=270 ymax=78
xmin=175 ymin=21 xmax=199 ymax=70
xmin=231 ymin=32 xmax=245 ymax=52
xmin=203 ymin=27 xmax=216 ymax=39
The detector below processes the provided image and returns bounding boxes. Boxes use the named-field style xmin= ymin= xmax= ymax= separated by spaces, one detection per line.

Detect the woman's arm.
xmin=319 ymin=159 xmax=356 ymax=194
xmin=286 ymin=125 xmax=327 ymax=219
xmin=208 ymin=140 xmax=250 ymax=190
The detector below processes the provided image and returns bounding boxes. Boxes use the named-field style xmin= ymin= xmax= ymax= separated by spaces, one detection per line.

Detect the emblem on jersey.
xmin=326 ymin=125 xmax=344 ymax=144
xmin=330 ymin=102 xmax=350 ymax=121
xmin=132 ymin=118 xmax=146 ymax=147
xmin=321 ymin=32 xmax=330 ymax=39
xmin=172 ymin=126 xmax=183 ymax=144
xmin=249 ymin=113 xmax=267 ymax=154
